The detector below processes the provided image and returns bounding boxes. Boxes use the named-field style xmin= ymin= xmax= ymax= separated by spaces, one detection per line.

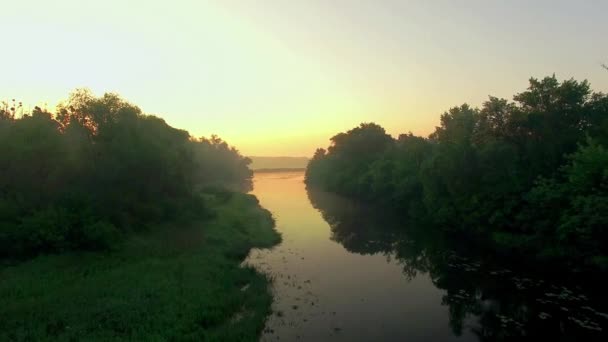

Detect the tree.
xmin=305 ymin=75 xmax=608 ymax=269
xmin=0 ymin=90 xmax=254 ymax=258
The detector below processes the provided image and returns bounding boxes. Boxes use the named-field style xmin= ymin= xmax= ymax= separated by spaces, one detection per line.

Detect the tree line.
xmin=0 ymin=90 xmax=252 ymax=257
xmin=306 ymin=75 xmax=608 ymax=269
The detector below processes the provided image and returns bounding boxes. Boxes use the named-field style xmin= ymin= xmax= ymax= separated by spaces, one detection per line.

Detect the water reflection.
xmin=307 ymin=186 xmax=608 ymax=341
xmin=246 ymin=172 xmax=607 ymax=341
xmin=248 ymin=172 xmax=470 ymax=341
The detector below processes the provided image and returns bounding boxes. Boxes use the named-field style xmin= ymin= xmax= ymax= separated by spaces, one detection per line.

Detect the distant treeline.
xmin=254 ymin=168 xmax=306 ymax=173
xmin=248 ymin=156 xmax=309 ymax=170
xmin=306 ymin=76 xmax=608 ymax=269
xmin=0 ymin=90 xmax=252 ymax=257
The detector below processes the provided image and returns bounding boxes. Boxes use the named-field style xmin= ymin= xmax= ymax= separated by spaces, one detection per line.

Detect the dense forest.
xmin=0 ymin=90 xmax=282 ymax=340
xmin=306 ymin=75 xmax=608 ymax=270
xmin=0 ymin=89 xmax=253 ymax=257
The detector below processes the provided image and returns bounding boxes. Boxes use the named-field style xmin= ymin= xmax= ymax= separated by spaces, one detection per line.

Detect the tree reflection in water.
xmin=307 ymin=187 xmax=607 ymax=341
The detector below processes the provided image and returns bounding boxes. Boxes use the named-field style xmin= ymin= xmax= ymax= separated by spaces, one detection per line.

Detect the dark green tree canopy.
xmin=0 ymin=90 xmax=253 ymax=258
xmin=306 ymin=75 xmax=608 ymax=270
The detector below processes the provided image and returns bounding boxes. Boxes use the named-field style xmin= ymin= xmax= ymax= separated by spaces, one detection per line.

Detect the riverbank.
xmin=0 ymin=192 xmax=281 ymax=341
xmin=246 ymin=172 xmax=607 ymax=340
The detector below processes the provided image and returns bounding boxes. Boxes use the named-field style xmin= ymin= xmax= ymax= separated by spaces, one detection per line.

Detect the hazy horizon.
xmin=2 ymin=0 xmax=608 ymax=156
xmin=248 ymin=156 xmax=309 ymax=170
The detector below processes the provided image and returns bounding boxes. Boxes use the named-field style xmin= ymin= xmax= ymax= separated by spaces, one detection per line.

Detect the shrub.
xmin=79 ymin=221 xmax=121 ymax=251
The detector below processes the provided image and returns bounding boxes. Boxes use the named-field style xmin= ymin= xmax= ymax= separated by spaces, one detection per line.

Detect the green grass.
xmin=0 ymin=192 xmax=281 ymax=341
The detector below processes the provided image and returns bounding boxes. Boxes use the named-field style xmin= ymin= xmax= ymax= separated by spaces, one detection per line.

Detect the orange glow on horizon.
xmin=2 ymin=1 xmax=607 ymax=157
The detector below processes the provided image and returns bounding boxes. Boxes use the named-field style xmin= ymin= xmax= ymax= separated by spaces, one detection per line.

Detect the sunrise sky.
xmin=2 ymin=0 xmax=607 ymax=156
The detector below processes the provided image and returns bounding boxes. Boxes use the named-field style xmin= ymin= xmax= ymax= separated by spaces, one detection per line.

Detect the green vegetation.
xmin=0 ymin=192 xmax=280 ymax=341
xmin=306 ymin=75 xmax=608 ymax=270
xmin=0 ymin=91 xmax=281 ymax=340
xmin=0 ymin=90 xmax=253 ymax=257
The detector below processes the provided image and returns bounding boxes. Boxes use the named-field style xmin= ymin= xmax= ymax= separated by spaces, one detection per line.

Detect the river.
xmin=245 ymin=171 xmax=607 ymax=341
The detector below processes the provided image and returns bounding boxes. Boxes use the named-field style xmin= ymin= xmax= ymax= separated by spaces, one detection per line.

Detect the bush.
xmin=79 ymin=221 xmax=121 ymax=251
xmin=15 ymin=208 xmax=71 ymax=255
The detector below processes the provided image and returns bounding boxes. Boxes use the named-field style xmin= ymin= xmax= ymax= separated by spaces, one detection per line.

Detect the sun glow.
xmin=2 ymin=1 xmax=607 ymax=156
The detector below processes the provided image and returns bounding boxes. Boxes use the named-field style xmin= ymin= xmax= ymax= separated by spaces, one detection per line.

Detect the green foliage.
xmin=522 ymin=139 xmax=608 ymax=262
xmin=0 ymin=90 xmax=253 ymax=258
xmin=191 ymin=135 xmax=254 ymax=192
xmin=79 ymin=221 xmax=121 ymax=251
xmin=306 ymin=123 xmax=393 ymax=196
xmin=0 ymin=192 xmax=281 ymax=341
xmin=14 ymin=207 xmax=71 ymax=254
xmin=306 ymin=76 xmax=608 ymax=269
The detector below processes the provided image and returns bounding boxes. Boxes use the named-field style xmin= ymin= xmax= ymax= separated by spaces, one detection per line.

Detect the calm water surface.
xmin=245 ymin=171 xmax=607 ymax=341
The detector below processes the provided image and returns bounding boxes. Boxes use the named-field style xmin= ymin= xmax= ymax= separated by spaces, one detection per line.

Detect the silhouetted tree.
xmin=306 ymin=75 xmax=608 ymax=269
xmin=0 ymin=90 xmax=253 ymax=258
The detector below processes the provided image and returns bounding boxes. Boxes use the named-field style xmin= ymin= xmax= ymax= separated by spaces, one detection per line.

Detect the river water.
xmin=245 ymin=171 xmax=607 ymax=341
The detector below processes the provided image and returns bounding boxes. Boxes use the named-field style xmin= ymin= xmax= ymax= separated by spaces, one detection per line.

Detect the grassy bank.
xmin=0 ymin=192 xmax=281 ymax=341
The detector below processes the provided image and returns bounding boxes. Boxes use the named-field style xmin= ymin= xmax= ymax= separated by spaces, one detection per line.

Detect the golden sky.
xmin=2 ymin=0 xmax=607 ymax=156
